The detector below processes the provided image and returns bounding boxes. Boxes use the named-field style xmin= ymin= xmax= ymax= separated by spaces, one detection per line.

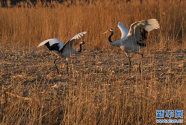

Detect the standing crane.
xmin=104 ymin=19 xmax=160 ymax=72
xmin=37 ymin=32 xmax=86 ymax=74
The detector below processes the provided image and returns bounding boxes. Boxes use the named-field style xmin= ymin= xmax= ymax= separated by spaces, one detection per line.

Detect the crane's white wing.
xmin=37 ymin=38 xmax=64 ymax=50
xmin=127 ymin=19 xmax=160 ymax=43
xmin=60 ymin=32 xmax=86 ymax=55
xmin=118 ymin=22 xmax=129 ymax=39
xmin=143 ymin=19 xmax=160 ymax=32
xmin=70 ymin=31 xmax=87 ymax=41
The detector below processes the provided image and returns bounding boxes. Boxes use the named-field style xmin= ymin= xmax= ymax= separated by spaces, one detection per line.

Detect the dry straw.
xmin=0 ymin=0 xmax=185 ymax=124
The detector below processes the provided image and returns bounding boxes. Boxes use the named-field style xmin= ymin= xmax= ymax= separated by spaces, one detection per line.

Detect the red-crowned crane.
xmin=37 ymin=32 xmax=86 ymax=74
xmin=104 ymin=19 xmax=160 ymax=72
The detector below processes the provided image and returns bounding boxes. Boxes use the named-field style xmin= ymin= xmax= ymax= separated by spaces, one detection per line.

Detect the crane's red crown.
xmin=109 ymin=28 xmax=114 ymax=32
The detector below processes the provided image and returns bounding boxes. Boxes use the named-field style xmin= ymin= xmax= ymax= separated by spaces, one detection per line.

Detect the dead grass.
xmin=0 ymin=0 xmax=186 ymax=124
xmin=0 ymin=46 xmax=185 ymax=124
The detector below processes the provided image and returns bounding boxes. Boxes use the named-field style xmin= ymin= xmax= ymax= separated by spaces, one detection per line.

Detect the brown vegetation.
xmin=0 ymin=0 xmax=185 ymax=49
xmin=0 ymin=0 xmax=185 ymax=124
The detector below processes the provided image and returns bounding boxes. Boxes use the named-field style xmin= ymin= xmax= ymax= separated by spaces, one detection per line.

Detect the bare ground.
xmin=1 ymin=47 xmax=185 ymax=85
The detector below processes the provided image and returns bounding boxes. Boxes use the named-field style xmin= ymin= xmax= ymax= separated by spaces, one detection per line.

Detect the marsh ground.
xmin=0 ymin=46 xmax=185 ymax=124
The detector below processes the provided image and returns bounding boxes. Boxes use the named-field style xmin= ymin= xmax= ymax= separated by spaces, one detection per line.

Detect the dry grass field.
xmin=0 ymin=0 xmax=186 ymax=124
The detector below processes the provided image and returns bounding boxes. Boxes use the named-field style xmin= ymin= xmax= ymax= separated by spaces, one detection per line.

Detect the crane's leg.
xmin=128 ymin=57 xmax=132 ymax=72
xmin=124 ymin=52 xmax=131 ymax=72
xmin=54 ymin=58 xmax=60 ymax=74
xmin=66 ymin=61 xmax=69 ymax=75
xmin=66 ymin=58 xmax=69 ymax=76
xmin=138 ymin=53 xmax=143 ymax=73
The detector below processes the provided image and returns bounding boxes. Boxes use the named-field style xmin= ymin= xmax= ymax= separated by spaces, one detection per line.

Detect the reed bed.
xmin=0 ymin=0 xmax=185 ymax=50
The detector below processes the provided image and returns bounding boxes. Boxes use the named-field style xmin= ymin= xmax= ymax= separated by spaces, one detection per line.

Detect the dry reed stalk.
xmin=0 ymin=1 xmax=185 ymax=50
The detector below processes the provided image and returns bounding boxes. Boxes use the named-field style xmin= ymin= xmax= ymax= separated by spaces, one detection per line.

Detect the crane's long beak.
xmin=103 ymin=30 xmax=109 ymax=34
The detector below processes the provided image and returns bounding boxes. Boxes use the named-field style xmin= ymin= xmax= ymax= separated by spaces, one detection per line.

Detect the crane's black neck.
xmin=108 ymin=31 xmax=114 ymax=43
xmin=78 ymin=42 xmax=84 ymax=53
